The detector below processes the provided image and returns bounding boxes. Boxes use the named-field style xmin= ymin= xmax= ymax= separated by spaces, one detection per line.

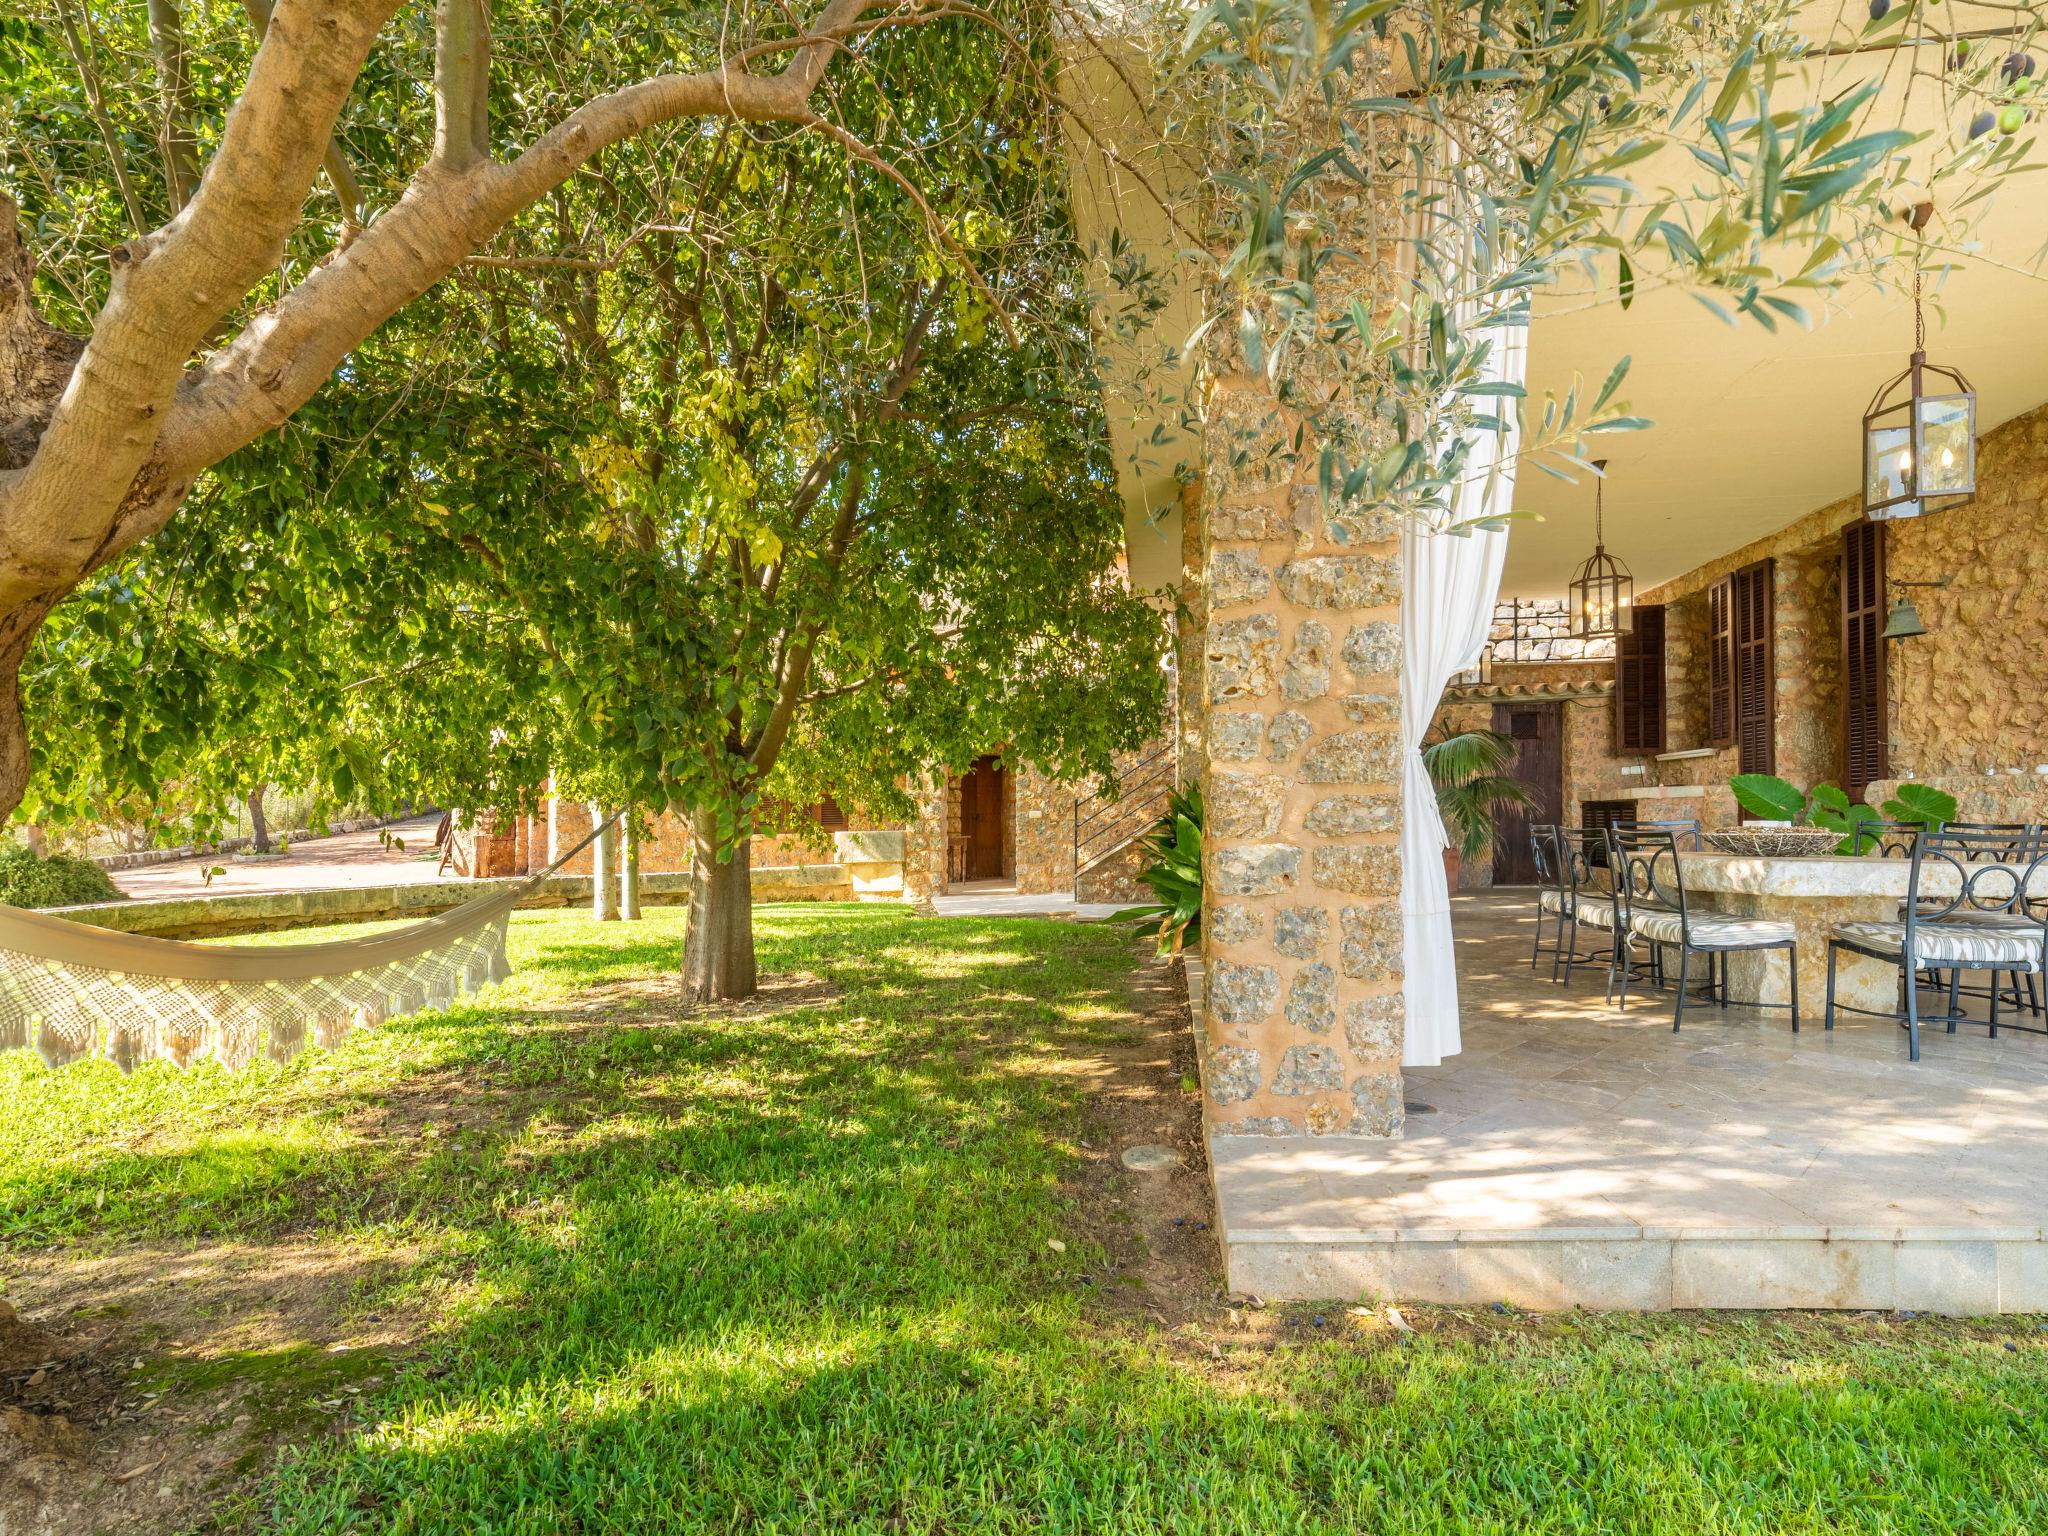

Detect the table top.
xmin=1677 ymin=849 xmax=2010 ymax=899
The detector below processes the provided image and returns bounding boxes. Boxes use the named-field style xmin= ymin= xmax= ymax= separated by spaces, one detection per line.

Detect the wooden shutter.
xmin=1708 ymin=577 xmax=1734 ymax=747
xmin=1731 ymin=559 xmax=1775 ymax=777
xmin=1841 ymin=521 xmax=1888 ymax=799
xmin=1613 ymin=603 xmax=1667 ymax=755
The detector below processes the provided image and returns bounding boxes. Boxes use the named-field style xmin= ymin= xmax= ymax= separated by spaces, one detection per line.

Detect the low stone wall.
xmin=54 ymin=860 xmax=905 ymax=940
xmin=90 ymin=813 xmax=422 ymax=871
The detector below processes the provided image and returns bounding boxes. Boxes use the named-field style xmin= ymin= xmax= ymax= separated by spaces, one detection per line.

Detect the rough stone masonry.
xmin=1199 ymin=379 xmax=1407 ymax=1139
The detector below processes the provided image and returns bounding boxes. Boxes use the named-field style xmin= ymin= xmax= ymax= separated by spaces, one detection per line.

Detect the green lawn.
xmin=6 ymin=906 xmax=2048 ymax=1534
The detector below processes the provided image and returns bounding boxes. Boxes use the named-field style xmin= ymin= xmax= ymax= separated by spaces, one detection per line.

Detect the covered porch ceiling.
xmin=1065 ymin=5 xmax=2048 ymax=601
xmin=1512 ymin=57 xmax=2048 ymax=596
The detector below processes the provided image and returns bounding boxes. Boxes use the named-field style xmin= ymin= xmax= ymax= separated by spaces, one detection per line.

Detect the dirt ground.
xmin=1 ymin=1238 xmax=426 ymax=1535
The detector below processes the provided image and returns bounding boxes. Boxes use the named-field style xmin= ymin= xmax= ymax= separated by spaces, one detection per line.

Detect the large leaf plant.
xmin=1112 ymin=784 xmax=1204 ymax=956
xmin=1729 ymin=774 xmax=1958 ymax=854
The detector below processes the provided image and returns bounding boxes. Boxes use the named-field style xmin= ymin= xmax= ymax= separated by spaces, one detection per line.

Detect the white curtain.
xmin=1397 ymin=321 xmax=1527 ymax=1067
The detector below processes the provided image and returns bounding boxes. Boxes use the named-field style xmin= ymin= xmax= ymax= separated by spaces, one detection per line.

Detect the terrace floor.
xmin=1212 ymin=887 xmax=2048 ymax=1312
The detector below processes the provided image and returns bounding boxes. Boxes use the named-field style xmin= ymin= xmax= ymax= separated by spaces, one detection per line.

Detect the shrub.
xmin=0 ymin=846 xmax=127 ymax=908
xmin=1111 ymin=785 xmax=1203 ymax=955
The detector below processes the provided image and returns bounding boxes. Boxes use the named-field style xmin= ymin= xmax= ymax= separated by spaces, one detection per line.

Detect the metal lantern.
xmin=1863 ymin=270 xmax=1977 ymax=522
xmin=1568 ymin=459 xmax=1634 ymax=641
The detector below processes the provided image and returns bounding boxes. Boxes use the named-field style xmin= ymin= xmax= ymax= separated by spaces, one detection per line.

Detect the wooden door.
xmin=1491 ymin=702 xmax=1563 ymax=886
xmin=960 ymin=755 xmax=1007 ymax=881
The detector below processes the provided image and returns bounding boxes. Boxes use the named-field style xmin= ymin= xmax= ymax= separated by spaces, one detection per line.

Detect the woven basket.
xmin=1704 ymin=827 xmax=1844 ymax=858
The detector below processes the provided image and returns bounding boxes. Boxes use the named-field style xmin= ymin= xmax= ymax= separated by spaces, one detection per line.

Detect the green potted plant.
xmin=1724 ymin=773 xmax=1957 ymax=856
xmin=1423 ymin=727 xmax=1533 ymax=888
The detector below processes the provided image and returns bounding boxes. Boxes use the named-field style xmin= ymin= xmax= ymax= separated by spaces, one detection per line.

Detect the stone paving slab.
xmin=1210 ymin=888 xmax=2048 ymax=1312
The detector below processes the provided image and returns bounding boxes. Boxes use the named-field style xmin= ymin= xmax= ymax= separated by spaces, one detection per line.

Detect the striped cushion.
xmin=1573 ymin=900 xmax=1619 ymax=929
xmin=1631 ymin=909 xmax=1793 ymax=949
xmin=1835 ymin=921 xmax=2045 ymax=969
xmin=1539 ymin=889 xmax=1571 ymax=915
xmin=1929 ymin=909 xmax=2042 ymax=930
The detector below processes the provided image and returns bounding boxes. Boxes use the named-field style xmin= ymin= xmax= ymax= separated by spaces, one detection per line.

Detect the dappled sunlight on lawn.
xmin=9 ymin=904 xmax=2048 ymax=1531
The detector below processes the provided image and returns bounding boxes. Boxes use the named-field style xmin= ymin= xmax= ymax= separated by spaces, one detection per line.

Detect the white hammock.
xmin=1 ymin=816 xmax=618 ymax=1073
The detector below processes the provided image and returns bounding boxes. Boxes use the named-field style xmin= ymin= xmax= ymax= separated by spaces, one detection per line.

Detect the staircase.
xmin=1072 ymin=745 xmax=1177 ymax=897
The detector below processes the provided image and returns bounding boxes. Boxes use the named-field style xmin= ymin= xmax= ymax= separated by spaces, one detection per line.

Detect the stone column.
xmin=1175 ymin=474 xmax=1207 ymax=787
xmin=1199 ymin=383 xmax=1407 ymax=1139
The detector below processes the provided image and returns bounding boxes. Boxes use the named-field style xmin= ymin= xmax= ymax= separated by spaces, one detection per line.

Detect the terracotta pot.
xmin=1442 ymin=847 xmax=1462 ymax=890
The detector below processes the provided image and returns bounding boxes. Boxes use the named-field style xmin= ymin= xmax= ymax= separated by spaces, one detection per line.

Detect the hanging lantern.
xmin=1863 ymin=269 xmax=1977 ymax=522
xmin=1568 ymin=459 xmax=1634 ymax=641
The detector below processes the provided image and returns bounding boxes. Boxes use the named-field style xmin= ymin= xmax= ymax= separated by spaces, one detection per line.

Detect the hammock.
xmin=0 ymin=814 xmax=620 ymax=1073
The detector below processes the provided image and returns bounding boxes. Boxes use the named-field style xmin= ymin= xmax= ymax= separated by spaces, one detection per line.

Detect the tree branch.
xmin=53 ymin=0 xmax=147 ymax=236
xmin=238 ymin=0 xmax=366 ymax=241
xmin=154 ymin=0 xmax=946 ymax=484
xmin=434 ymin=0 xmax=493 ymax=171
xmin=146 ymin=0 xmax=203 ymax=213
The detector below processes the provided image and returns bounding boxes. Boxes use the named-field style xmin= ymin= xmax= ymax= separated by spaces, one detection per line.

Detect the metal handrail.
xmin=1073 ymin=745 xmax=1177 ymax=878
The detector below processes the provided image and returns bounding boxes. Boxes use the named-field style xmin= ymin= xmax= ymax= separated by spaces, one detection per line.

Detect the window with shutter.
xmin=1614 ymin=603 xmax=1667 ymax=755
xmin=1708 ymin=577 xmax=1734 ymax=747
xmin=1731 ymin=559 xmax=1775 ymax=779
xmin=1841 ymin=521 xmax=1888 ymax=799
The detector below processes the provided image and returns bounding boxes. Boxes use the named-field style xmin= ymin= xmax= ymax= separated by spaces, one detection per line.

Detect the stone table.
xmin=1675 ymin=851 xmax=1998 ymax=1014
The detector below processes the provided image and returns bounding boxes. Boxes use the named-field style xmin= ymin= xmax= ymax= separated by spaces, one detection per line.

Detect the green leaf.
xmin=1880 ymin=782 xmax=1958 ymax=827
xmin=1729 ymin=773 xmax=1807 ymax=822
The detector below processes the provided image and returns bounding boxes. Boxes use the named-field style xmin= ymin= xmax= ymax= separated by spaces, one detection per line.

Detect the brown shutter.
xmin=1841 ymin=521 xmax=1888 ymax=799
xmin=1732 ymin=559 xmax=1775 ymax=777
xmin=1708 ymin=577 xmax=1734 ymax=747
xmin=1614 ymin=603 xmax=1667 ymax=756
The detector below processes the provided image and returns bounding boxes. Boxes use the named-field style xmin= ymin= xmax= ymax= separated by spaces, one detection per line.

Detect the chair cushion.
xmin=1539 ymin=889 xmax=1571 ymax=915
xmin=1928 ymin=909 xmax=2041 ymax=931
xmin=1631 ymin=908 xmax=1794 ymax=949
xmin=1834 ymin=920 xmax=2045 ymax=969
xmin=1573 ymin=899 xmax=1618 ymax=929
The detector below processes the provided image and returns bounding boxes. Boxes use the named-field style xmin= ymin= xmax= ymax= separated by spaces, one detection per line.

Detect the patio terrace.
xmin=1209 ymin=887 xmax=2048 ymax=1312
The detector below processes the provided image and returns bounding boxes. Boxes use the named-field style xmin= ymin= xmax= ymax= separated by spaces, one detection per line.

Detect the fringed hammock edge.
xmin=1 ymin=814 xmax=619 ymax=1073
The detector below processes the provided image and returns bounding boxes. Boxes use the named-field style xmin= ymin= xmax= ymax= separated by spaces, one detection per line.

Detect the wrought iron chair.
xmin=1892 ymin=822 xmax=2043 ymax=1018
xmin=1529 ymin=825 xmax=1572 ymax=974
xmin=1554 ymin=827 xmax=1623 ymax=987
xmin=1613 ymin=827 xmax=1801 ymax=1032
xmin=1620 ymin=816 xmax=1703 ymax=851
xmin=1825 ymin=827 xmax=2048 ymax=1061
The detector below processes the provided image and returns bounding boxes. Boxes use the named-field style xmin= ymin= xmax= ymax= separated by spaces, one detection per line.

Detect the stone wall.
xmin=1485 ymin=598 xmax=1617 ymax=664
xmin=1536 ymin=398 xmax=2048 ymax=834
xmin=1197 ymin=384 xmax=1406 ymax=1140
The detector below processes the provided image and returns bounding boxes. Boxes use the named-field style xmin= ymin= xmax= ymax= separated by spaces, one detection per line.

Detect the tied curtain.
xmin=1397 ymin=320 xmax=1528 ymax=1067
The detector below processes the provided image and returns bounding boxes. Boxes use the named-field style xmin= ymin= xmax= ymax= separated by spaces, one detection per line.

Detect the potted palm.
xmin=1422 ymin=727 xmax=1533 ymax=888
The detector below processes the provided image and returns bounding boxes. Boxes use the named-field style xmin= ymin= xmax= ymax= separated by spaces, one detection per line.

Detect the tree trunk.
xmin=247 ymin=783 xmax=270 ymax=853
xmin=683 ymin=823 xmax=755 ymax=1002
xmin=620 ymin=815 xmax=641 ymax=921
xmin=590 ymin=804 xmax=615 ymax=922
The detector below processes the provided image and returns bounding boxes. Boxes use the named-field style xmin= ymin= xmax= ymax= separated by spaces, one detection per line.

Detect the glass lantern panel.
xmin=1866 ymin=419 xmax=1913 ymax=509
xmin=1915 ymin=394 xmax=1975 ymax=497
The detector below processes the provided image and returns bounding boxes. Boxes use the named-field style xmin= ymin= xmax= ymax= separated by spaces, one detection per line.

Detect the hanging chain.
xmin=1912 ymin=264 xmax=1925 ymax=354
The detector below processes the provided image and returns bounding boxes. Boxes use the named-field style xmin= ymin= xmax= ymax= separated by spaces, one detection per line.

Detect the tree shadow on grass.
xmin=16 ymin=908 xmax=2048 ymax=1532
